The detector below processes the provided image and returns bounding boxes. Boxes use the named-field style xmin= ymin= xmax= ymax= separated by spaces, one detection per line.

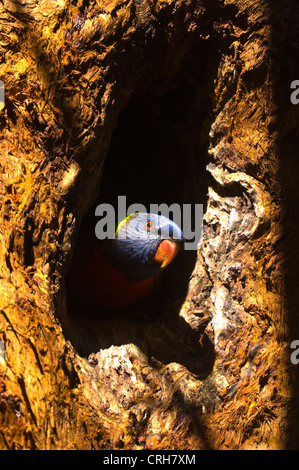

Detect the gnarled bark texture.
xmin=0 ymin=0 xmax=298 ymax=450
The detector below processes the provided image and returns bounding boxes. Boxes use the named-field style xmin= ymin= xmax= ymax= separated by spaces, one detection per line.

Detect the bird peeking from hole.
xmin=67 ymin=212 xmax=185 ymax=311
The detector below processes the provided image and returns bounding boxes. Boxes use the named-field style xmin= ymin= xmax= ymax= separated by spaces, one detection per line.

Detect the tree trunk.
xmin=0 ymin=0 xmax=298 ymax=450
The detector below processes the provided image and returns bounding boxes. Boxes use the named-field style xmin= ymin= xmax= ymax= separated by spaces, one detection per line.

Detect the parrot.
xmin=66 ymin=212 xmax=184 ymax=312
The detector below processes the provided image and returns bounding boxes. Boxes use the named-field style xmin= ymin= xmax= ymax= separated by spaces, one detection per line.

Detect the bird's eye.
xmin=146 ymin=220 xmax=155 ymax=230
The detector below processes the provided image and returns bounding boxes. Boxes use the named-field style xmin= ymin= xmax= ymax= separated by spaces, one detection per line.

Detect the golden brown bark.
xmin=0 ymin=0 xmax=298 ymax=450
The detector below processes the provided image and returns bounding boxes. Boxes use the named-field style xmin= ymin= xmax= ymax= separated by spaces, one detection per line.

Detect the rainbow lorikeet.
xmin=67 ymin=212 xmax=184 ymax=310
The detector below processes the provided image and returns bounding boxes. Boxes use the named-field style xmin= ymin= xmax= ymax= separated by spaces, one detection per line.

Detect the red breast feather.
xmin=67 ymin=230 xmax=156 ymax=309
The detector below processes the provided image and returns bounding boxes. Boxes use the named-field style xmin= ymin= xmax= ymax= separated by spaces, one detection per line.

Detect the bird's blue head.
xmin=108 ymin=212 xmax=184 ymax=282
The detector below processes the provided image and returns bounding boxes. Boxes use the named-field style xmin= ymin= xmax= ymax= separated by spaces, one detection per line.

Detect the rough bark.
xmin=0 ymin=0 xmax=298 ymax=450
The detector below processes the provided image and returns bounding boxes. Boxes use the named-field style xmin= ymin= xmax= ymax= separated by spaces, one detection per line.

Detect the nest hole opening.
xmin=63 ymin=49 xmax=215 ymax=374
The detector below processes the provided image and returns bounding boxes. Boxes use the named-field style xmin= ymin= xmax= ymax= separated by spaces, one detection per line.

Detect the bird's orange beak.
xmin=154 ymin=240 xmax=179 ymax=268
